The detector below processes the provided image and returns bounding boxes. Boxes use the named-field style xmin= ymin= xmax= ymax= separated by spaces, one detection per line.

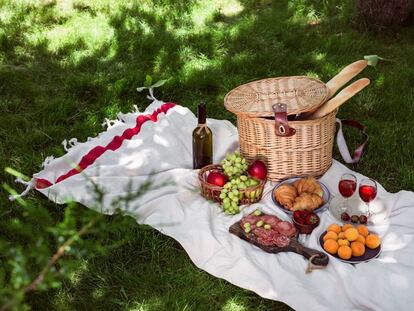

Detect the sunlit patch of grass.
xmin=222 ymin=298 xmax=247 ymax=311
xmin=130 ymin=298 xmax=163 ymax=311
xmin=46 ymin=13 xmax=114 ymax=64
xmin=375 ymin=74 xmax=385 ymax=87
xmin=68 ymin=260 xmax=89 ymax=286
xmin=220 ymin=1 xmax=244 ymax=17
xmin=313 ymin=52 xmax=326 ymax=62
xmin=305 ymin=71 xmax=320 ymax=79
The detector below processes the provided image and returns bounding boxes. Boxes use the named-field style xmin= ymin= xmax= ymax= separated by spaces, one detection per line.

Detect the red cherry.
xmin=341 ymin=212 xmax=350 ymax=222
xmin=247 ymin=160 xmax=267 ymax=180
xmin=351 ymin=215 xmax=359 ymax=223
xmin=206 ymin=170 xmax=228 ymax=187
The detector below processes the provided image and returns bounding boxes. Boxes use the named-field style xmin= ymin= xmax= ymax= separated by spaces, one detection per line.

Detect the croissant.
xmin=292 ymin=193 xmax=323 ymax=211
xmin=274 ymin=184 xmax=297 ymax=209
xmin=294 ymin=177 xmax=323 ymax=197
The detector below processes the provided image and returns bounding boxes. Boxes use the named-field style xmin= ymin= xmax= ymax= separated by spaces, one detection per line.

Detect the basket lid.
xmin=224 ymin=76 xmax=329 ymax=117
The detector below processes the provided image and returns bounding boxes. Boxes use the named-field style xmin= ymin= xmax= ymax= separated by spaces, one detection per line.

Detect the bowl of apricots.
xmin=319 ymin=223 xmax=381 ymax=263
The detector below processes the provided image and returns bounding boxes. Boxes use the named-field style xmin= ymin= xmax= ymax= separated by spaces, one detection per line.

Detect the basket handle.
xmin=272 ymin=103 xmax=296 ymax=137
xmin=336 ymin=119 xmax=368 ymax=163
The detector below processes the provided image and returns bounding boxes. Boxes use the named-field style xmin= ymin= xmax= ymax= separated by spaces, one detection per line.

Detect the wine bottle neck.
xmin=198 ymin=103 xmax=206 ymax=124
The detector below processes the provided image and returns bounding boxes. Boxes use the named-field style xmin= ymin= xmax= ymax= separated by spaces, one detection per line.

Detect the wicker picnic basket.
xmin=224 ymin=61 xmax=369 ymax=181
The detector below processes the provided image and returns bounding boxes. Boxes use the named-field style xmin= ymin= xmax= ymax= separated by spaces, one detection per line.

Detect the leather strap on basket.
xmin=273 ymin=103 xmax=296 ymax=137
xmin=336 ymin=119 xmax=368 ymax=164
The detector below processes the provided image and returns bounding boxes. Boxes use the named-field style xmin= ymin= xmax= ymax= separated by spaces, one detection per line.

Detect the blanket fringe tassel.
xmin=102 ymin=118 xmax=119 ymax=129
xmin=62 ymin=138 xmax=79 ymax=152
xmin=9 ymin=178 xmax=35 ymax=201
xmin=41 ymin=155 xmax=55 ymax=168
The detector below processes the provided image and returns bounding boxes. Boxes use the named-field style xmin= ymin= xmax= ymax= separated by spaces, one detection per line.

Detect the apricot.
xmin=338 ymin=239 xmax=350 ymax=247
xmin=357 ymin=225 xmax=369 ymax=237
xmin=356 ymin=235 xmax=366 ymax=245
xmin=338 ymin=232 xmax=345 ymax=239
xmin=366 ymin=234 xmax=381 ymax=249
xmin=342 ymin=224 xmax=354 ymax=232
xmin=351 ymin=241 xmax=365 ymax=257
xmin=323 ymin=231 xmax=338 ymax=242
xmin=345 ymin=228 xmax=359 ymax=242
xmin=338 ymin=245 xmax=352 ymax=260
xmin=324 ymin=239 xmax=339 ymax=255
xmin=327 ymin=224 xmax=342 ymax=234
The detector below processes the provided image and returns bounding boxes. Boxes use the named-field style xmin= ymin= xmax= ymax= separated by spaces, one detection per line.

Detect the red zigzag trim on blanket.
xmin=35 ymin=103 xmax=176 ymax=189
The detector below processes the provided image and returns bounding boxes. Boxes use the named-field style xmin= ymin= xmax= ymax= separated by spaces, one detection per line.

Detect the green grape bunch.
xmin=221 ymin=151 xmax=248 ymax=179
xmin=219 ymin=175 xmax=259 ymax=215
xmin=217 ymin=151 xmax=261 ymax=215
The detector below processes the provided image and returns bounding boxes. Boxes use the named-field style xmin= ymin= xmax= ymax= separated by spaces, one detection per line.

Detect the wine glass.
xmin=338 ymin=173 xmax=357 ymax=213
xmin=359 ymin=178 xmax=377 ymax=219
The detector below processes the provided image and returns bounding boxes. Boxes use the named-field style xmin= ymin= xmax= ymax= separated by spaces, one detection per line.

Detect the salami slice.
xmin=276 ymin=221 xmax=297 ymax=237
xmin=260 ymin=215 xmax=281 ymax=228
xmin=275 ymin=235 xmax=290 ymax=247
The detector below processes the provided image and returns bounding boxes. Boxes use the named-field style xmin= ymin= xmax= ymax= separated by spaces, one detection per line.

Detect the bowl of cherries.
xmin=292 ymin=210 xmax=320 ymax=234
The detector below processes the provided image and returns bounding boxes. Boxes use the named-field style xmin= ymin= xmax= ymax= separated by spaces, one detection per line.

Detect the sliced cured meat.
xmin=255 ymin=229 xmax=276 ymax=246
xmin=239 ymin=213 xmax=295 ymax=247
xmin=276 ymin=221 xmax=297 ymax=237
xmin=240 ymin=215 xmax=258 ymax=230
xmin=260 ymin=215 xmax=281 ymax=228
xmin=275 ymin=235 xmax=290 ymax=247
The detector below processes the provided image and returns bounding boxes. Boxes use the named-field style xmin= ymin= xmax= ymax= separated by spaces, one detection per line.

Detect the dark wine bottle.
xmin=192 ymin=102 xmax=213 ymax=169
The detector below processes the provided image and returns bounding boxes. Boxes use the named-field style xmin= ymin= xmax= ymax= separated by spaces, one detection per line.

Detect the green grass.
xmin=1 ymin=0 xmax=414 ymax=309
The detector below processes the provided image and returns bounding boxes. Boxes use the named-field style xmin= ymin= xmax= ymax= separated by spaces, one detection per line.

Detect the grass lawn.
xmin=1 ymin=0 xmax=414 ymax=310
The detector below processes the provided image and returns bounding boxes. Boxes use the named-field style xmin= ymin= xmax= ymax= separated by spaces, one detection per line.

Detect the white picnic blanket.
xmin=25 ymin=98 xmax=414 ymax=311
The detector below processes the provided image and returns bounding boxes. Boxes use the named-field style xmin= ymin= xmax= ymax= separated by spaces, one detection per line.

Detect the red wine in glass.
xmin=359 ymin=185 xmax=377 ymax=203
xmin=338 ymin=173 xmax=357 ymax=214
xmin=339 ymin=179 xmax=357 ymax=198
xmin=359 ymin=178 xmax=377 ymax=221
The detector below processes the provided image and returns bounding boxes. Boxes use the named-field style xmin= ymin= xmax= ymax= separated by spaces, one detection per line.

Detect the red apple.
xmin=207 ymin=170 xmax=228 ymax=187
xmin=247 ymin=160 xmax=267 ymax=180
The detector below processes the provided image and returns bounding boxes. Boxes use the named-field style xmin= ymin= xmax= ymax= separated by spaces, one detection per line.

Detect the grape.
xmin=219 ymin=153 xmax=251 ymax=215
xmin=253 ymin=209 xmax=262 ymax=216
xmin=221 ymin=151 xmax=248 ymax=179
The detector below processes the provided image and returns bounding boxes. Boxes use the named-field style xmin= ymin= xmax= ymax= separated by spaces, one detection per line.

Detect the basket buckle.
xmin=272 ymin=103 xmax=296 ymax=137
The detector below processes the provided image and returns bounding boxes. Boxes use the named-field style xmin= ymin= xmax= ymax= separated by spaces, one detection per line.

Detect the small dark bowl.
xmin=292 ymin=214 xmax=320 ymax=234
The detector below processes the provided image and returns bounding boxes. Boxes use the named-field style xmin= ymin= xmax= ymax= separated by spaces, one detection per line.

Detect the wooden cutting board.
xmin=229 ymin=220 xmax=329 ymax=267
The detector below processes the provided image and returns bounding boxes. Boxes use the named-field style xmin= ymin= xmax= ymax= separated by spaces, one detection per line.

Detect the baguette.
xmin=325 ymin=60 xmax=368 ymax=98
xmin=310 ymin=78 xmax=370 ymax=119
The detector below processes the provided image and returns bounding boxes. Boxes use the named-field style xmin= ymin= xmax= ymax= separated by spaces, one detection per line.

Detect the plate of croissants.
xmin=272 ymin=177 xmax=330 ymax=214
